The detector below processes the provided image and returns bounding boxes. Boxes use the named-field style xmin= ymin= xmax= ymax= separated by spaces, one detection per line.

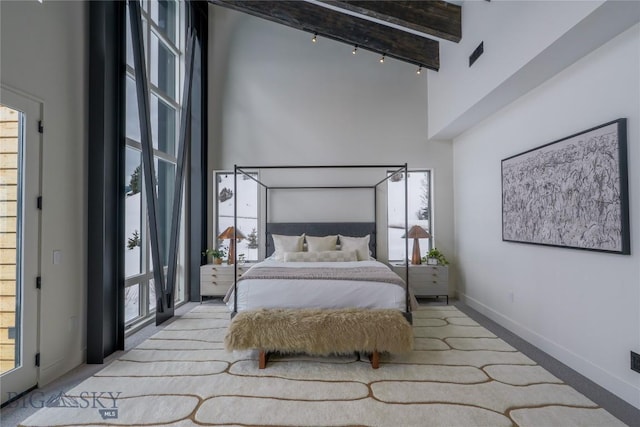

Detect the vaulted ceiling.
xmin=208 ymin=0 xmax=462 ymax=71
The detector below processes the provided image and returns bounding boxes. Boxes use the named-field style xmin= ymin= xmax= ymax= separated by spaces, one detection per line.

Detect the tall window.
xmin=124 ymin=0 xmax=186 ymax=329
xmin=387 ymin=170 xmax=432 ymax=261
xmin=215 ymin=171 xmax=259 ymax=261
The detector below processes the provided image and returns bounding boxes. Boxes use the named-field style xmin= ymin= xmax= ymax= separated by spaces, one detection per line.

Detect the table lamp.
xmin=217 ymin=226 xmax=246 ymax=265
xmin=402 ymin=225 xmax=431 ymax=265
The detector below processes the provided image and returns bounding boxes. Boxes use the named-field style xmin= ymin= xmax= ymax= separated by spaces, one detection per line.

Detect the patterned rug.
xmin=20 ymin=305 xmax=625 ymax=426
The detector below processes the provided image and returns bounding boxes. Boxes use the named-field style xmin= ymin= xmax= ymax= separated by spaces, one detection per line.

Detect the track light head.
xmin=312 ymin=33 xmax=317 ymax=43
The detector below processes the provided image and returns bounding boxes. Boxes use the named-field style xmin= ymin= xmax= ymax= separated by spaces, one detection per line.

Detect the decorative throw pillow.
xmin=305 ymin=235 xmax=338 ymax=252
xmin=271 ymin=233 xmax=305 ymax=261
xmin=284 ymin=250 xmax=358 ymax=262
xmin=338 ymin=234 xmax=370 ymax=261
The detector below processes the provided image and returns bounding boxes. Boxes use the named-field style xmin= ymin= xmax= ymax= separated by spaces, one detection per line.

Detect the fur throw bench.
xmin=224 ymin=308 xmax=414 ymax=369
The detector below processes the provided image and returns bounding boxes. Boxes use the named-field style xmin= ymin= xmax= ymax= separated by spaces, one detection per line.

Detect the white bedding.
xmin=226 ymin=259 xmax=407 ymax=311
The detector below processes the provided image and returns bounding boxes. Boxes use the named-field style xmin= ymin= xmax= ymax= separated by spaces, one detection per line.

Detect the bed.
xmin=228 ymin=258 xmax=407 ymax=312
xmin=223 ymin=166 xmax=415 ymax=368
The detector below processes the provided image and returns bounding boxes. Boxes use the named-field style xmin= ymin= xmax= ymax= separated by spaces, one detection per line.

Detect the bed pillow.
xmin=284 ymin=250 xmax=357 ymax=262
xmin=272 ymin=233 xmax=305 ymax=261
xmin=305 ymin=235 xmax=338 ymax=252
xmin=338 ymin=234 xmax=370 ymax=261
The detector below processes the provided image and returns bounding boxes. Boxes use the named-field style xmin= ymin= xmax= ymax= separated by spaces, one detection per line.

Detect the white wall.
xmin=427 ymin=0 xmax=640 ymax=140
xmin=453 ymin=24 xmax=640 ymax=408
xmin=1 ymin=1 xmax=87 ymax=385
xmin=208 ymin=8 xmax=454 ymax=271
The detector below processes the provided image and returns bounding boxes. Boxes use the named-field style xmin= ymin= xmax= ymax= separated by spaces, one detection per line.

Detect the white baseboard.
xmin=39 ymin=351 xmax=84 ymax=387
xmin=460 ymin=292 xmax=640 ymax=409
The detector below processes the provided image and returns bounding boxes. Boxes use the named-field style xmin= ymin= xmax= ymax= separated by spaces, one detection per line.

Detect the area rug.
xmin=19 ymin=305 xmax=625 ymax=426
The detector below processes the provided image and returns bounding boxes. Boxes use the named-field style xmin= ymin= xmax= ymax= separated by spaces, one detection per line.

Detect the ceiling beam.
xmin=209 ymin=0 xmax=439 ymax=70
xmin=319 ymin=1 xmax=461 ymax=43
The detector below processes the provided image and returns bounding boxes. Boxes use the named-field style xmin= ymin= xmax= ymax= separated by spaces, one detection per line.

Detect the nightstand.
xmin=391 ymin=263 xmax=449 ymax=304
xmin=199 ymin=264 xmax=248 ymax=301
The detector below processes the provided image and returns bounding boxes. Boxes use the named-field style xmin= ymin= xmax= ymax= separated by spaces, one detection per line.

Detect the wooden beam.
xmin=321 ymin=1 xmax=461 ymax=43
xmin=209 ymin=0 xmax=439 ymax=70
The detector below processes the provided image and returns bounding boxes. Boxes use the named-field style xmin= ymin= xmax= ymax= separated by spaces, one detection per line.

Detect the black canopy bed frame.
xmin=224 ymin=164 xmax=414 ymax=368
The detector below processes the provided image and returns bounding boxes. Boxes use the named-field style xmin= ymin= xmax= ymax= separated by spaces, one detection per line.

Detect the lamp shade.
xmin=403 ymin=225 xmax=431 ymax=239
xmin=217 ymin=226 xmax=246 ymax=241
xmin=408 ymin=225 xmax=431 ymax=239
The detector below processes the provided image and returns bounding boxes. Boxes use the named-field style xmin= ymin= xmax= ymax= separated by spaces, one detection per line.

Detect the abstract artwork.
xmin=502 ymin=119 xmax=629 ymax=254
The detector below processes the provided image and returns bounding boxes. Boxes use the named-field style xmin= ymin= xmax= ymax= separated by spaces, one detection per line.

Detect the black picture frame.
xmin=501 ymin=118 xmax=630 ymax=254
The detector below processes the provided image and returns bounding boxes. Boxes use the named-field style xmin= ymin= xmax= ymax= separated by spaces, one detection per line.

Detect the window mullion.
xmin=153 ymin=149 xmax=177 ymax=164
xmin=127 ymin=65 xmax=181 ymax=109
xmin=124 ymin=272 xmax=153 ymax=287
xmin=150 ymin=83 xmax=181 ymax=110
xmin=140 ymin=164 xmax=150 ymax=275
xmin=141 ymin=279 xmax=149 ymax=318
xmin=149 ymin=24 xmax=180 ymax=57
xmin=127 ymin=138 xmax=178 ymax=164
xmin=126 ymin=137 xmax=142 ymax=150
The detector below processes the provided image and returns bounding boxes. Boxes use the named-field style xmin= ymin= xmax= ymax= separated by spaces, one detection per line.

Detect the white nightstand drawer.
xmin=200 ymin=264 xmax=248 ymax=298
xmin=391 ymin=263 xmax=449 ymax=298
xmin=411 ymin=266 xmax=447 ymax=277
xmin=412 ymin=283 xmax=448 ymax=296
xmin=201 ymin=280 xmax=233 ymax=296
xmin=201 ymin=265 xmax=247 ymax=274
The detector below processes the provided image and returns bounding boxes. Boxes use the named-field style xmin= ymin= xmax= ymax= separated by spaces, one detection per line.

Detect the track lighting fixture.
xmin=417 ymin=66 xmax=422 ymax=75
xmin=312 ymin=33 xmax=317 ymax=43
xmin=379 ymin=54 xmax=385 ymax=63
xmin=352 ymin=45 xmax=358 ymax=55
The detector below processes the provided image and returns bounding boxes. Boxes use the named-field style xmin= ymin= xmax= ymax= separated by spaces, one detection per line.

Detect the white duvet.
xmin=226 ymin=259 xmax=407 ymax=312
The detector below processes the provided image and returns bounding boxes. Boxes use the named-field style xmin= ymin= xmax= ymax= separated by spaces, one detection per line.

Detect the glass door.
xmin=0 ymin=87 xmax=41 ymax=405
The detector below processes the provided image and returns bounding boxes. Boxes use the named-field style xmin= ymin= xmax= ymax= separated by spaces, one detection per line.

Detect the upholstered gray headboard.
xmin=265 ymin=222 xmax=377 ymax=259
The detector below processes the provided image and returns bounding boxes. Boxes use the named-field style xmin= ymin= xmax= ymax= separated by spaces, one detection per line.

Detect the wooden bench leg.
xmin=259 ymin=350 xmax=268 ymax=369
xmin=369 ymin=350 xmax=380 ymax=369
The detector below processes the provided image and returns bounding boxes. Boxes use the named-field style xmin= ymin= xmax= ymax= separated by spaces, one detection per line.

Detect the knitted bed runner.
xmin=238 ymin=265 xmax=405 ymax=289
